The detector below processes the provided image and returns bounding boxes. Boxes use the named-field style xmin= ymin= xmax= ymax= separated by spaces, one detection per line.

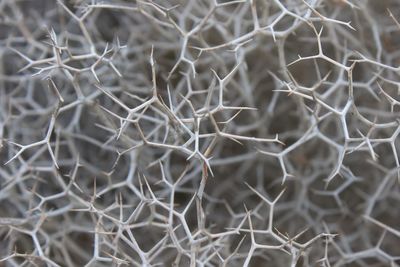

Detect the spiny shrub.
xmin=0 ymin=0 xmax=400 ymax=266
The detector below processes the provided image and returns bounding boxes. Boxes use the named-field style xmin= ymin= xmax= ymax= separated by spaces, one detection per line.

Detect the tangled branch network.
xmin=0 ymin=0 xmax=400 ymax=266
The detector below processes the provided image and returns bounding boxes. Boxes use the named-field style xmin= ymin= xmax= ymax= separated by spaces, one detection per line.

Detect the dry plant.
xmin=0 ymin=0 xmax=399 ymax=266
